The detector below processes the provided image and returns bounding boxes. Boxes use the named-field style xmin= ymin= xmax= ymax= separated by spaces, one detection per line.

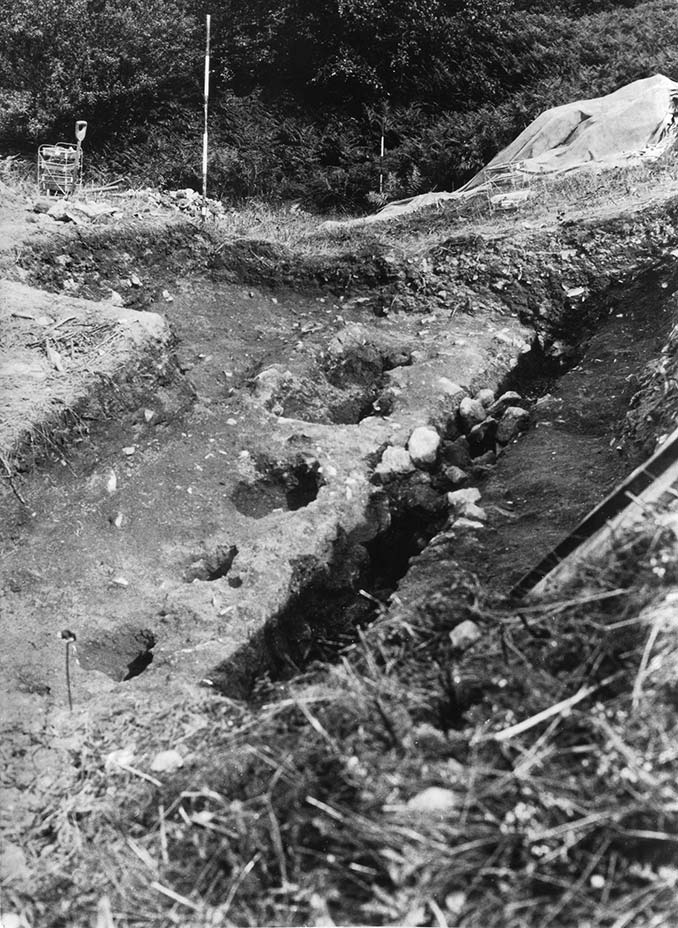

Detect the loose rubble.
xmin=497 ymin=406 xmax=531 ymax=444
xmin=375 ymin=445 xmax=416 ymax=478
xmin=407 ymin=425 xmax=441 ymax=466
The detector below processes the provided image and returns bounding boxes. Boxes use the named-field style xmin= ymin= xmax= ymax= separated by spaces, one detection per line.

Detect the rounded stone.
xmin=468 ymin=417 xmax=498 ymax=454
xmin=375 ymin=445 xmax=416 ymax=478
xmin=488 ymin=390 xmax=525 ymax=419
xmin=443 ymin=465 xmax=470 ymax=488
xmin=407 ymin=425 xmax=441 ymax=467
xmin=459 ymin=396 xmax=487 ymax=431
xmin=441 ymin=436 xmax=471 ymax=468
xmin=449 ymin=619 xmax=482 ymax=651
xmin=476 ymin=388 xmax=496 ymax=408
xmin=497 ymin=406 xmax=531 ymax=444
xmin=407 ymin=786 xmax=458 ymax=814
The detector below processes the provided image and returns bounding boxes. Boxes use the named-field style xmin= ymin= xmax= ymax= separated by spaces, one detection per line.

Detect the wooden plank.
xmin=510 ymin=424 xmax=678 ymax=600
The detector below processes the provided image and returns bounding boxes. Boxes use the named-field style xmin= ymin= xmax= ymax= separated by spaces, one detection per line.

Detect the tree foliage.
xmin=1 ymin=0 xmax=677 ymax=209
xmin=0 ymin=0 xmax=199 ymax=141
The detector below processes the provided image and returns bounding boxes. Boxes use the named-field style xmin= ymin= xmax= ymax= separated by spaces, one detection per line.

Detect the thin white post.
xmin=379 ymin=114 xmax=385 ymax=195
xmin=202 ymin=13 xmax=211 ymax=221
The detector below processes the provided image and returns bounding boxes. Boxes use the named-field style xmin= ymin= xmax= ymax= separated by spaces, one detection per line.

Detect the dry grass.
xmin=10 ymin=500 xmax=678 ymax=927
xmin=305 ymin=151 xmax=678 ymax=257
xmin=0 ymin=281 xmax=171 ymax=476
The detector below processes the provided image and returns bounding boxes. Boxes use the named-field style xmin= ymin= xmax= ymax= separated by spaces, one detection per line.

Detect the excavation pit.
xmin=76 ymin=626 xmax=156 ymax=682
xmin=231 ymin=458 xmax=323 ymax=519
xmin=207 ymin=496 xmax=449 ymax=699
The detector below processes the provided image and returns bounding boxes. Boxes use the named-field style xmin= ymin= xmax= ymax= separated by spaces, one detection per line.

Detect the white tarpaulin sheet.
xmin=337 ymin=75 xmax=678 ymax=226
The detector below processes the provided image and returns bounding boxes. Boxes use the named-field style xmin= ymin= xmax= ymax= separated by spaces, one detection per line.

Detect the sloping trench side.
xmin=0 ymin=280 xmax=176 ymax=469
xmin=151 ymin=200 xmax=678 ymax=699
xmin=204 ymin=267 xmax=678 ymax=697
xmin=372 ymin=258 xmax=678 ymax=672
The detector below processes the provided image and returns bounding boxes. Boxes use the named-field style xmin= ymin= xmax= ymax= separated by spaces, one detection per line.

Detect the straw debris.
xmin=0 ymin=280 xmax=171 ymax=471
xmin=13 ymin=501 xmax=678 ymax=927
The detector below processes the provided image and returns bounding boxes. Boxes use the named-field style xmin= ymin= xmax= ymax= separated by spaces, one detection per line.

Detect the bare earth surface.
xmin=2 ymin=177 xmax=678 ymax=922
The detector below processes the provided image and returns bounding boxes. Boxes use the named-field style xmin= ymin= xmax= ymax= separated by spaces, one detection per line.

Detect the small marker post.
xmin=379 ymin=113 xmax=386 ymax=196
xmin=59 ymin=629 xmax=77 ymax=711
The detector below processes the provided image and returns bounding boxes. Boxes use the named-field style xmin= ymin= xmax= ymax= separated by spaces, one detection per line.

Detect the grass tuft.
xmin=14 ymin=501 xmax=678 ymax=927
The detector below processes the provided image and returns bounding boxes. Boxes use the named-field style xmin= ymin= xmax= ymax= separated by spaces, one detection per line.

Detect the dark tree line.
xmin=1 ymin=0 xmax=676 ymax=208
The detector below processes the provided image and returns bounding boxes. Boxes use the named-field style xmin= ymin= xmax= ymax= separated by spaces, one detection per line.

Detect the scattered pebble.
xmin=449 ymin=619 xmax=482 ymax=651
xmin=445 ymin=892 xmax=467 ymax=917
xmin=443 ymin=465 xmax=469 ymax=487
xmin=0 ymin=914 xmax=30 ymax=928
xmin=105 ymin=747 xmax=135 ymax=770
xmin=449 ymin=516 xmax=485 ymax=532
xmin=447 ymin=487 xmax=481 ymax=511
xmin=407 ymin=787 xmax=458 ymax=814
xmin=45 ymin=344 xmax=64 ymax=372
xmin=0 ymin=843 xmax=30 ymax=884
xmin=437 ymin=378 xmax=466 ymax=402
xmin=150 ymin=749 xmax=184 ymax=773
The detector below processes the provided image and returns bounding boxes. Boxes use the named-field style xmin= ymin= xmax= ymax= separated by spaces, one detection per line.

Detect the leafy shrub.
xmin=3 ymin=0 xmax=677 ymax=210
xmin=0 ymin=0 xmax=199 ymax=143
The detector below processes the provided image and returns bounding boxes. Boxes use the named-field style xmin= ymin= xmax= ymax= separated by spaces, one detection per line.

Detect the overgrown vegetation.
xmin=12 ymin=503 xmax=678 ymax=927
xmin=2 ymin=0 xmax=678 ymax=209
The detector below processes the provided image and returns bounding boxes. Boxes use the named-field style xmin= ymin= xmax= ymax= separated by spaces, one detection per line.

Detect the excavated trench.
xmin=208 ymin=259 xmax=678 ymax=698
xmin=4 ymin=220 xmax=678 ymax=710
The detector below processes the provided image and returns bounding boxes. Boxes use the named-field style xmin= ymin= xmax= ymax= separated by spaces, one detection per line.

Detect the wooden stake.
xmin=60 ymin=629 xmax=77 ymax=711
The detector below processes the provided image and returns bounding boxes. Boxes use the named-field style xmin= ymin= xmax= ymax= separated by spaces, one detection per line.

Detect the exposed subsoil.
xmin=2 ymin=191 xmax=678 ymax=920
xmin=462 ymin=263 xmax=678 ymax=589
xmin=0 ymin=277 xmax=373 ymax=695
xmin=380 ymin=266 xmax=678 ymax=646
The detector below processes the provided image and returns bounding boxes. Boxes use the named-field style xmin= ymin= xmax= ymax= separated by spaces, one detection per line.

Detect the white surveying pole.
xmin=379 ymin=115 xmax=385 ymax=195
xmin=202 ymin=13 xmax=211 ymax=221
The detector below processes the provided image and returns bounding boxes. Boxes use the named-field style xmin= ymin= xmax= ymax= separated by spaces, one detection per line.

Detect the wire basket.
xmin=38 ymin=143 xmax=82 ymax=196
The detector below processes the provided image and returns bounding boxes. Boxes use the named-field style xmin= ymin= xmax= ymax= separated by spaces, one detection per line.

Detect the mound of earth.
xmin=0 ymin=281 xmax=171 ymax=466
xmin=348 ymin=74 xmax=678 ymax=225
xmin=471 ymin=73 xmax=678 ymax=185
